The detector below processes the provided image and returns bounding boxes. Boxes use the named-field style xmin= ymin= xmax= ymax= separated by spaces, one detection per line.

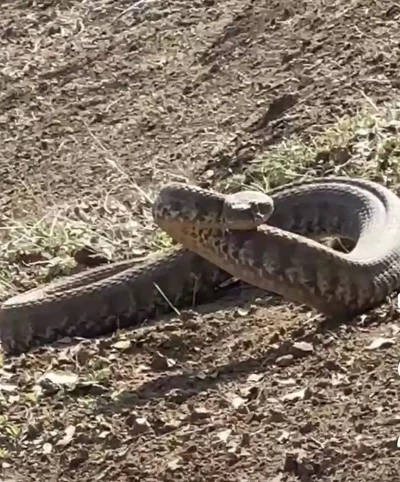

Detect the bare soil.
xmin=1 ymin=0 xmax=400 ymax=480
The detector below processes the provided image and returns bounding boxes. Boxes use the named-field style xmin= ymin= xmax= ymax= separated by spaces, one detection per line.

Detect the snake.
xmin=1 ymin=176 xmax=400 ymax=355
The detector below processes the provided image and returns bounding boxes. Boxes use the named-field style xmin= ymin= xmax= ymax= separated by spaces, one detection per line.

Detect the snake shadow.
xmin=91 ymin=286 xmax=400 ymax=416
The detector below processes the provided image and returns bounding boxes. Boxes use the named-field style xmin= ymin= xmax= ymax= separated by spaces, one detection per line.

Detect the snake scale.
xmin=1 ymin=176 xmax=400 ymax=355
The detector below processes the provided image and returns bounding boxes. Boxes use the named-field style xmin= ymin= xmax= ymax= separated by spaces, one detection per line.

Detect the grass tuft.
xmin=225 ymin=102 xmax=400 ymax=193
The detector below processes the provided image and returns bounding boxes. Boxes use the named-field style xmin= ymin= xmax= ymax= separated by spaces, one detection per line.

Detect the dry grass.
xmin=0 ymin=161 xmax=176 ymax=303
xmin=226 ymin=101 xmax=400 ymax=193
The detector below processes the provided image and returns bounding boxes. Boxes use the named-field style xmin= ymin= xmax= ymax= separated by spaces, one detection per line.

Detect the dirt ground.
xmin=1 ymin=0 xmax=400 ymax=480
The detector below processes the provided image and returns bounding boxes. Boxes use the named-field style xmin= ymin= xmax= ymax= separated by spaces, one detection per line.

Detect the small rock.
xmin=247 ymin=373 xmax=264 ymax=383
xmin=390 ymin=324 xmax=400 ymax=335
xmin=204 ymin=169 xmax=214 ymax=179
xmin=268 ymin=409 xmax=286 ymax=423
xmin=236 ymin=305 xmax=252 ymax=316
xmin=290 ymin=341 xmax=314 ymax=357
xmin=382 ymin=416 xmax=400 ymax=426
xmin=299 ymin=421 xmax=314 ymax=434
xmin=275 ymin=377 xmax=297 ymax=386
xmin=275 ymin=354 xmax=294 ymax=366
xmin=277 ymin=430 xmax=290 ymax=443
xmin=74 ymin=246 xmax=109 ymax=267
xmin=166 ymin=457 xmax=183 ymax=471
xmin=0 ymin=383 xmax=18 ymax=393
xmin=42 ymin=443 xmax=52 ymax=455
xmin=385 ymin=437 xmax=400 ymax=450
xmin=56 ymin=425 xmax=76 ymax=447
xmin=282 ymin=387 xmax=311 ymax=402
xmin=330 ymin=373 xmax=349 ymax=387
xmin=283 ymin=449 xmax=315 ymax=477
xmin=127 ymin=416 xmax=151 ymax=435
xmin=324 ymin=359 xmax=344 ymax=371
xmin=68 ymin=449 xmax=89 ymax=469
xmin=37 ymin=371 xmax=79 ymax=393
xmin=112 ymin=339 xmax=132 ymax=351
xmin=366 ymin=337 xmax=395 ymax=350
xmin=189 ymin=406 xmax=211 ymax=421
xmin=217 ymin=429 xmax=232 ymax=443
xmin=269 ymin=475 xmax=285 ymax=482
xmin=150 ymin=351 xmax=177 ymax=370
xmin=59 ymin=345 xmax=93 ymax=366
xmin=38 ymin=371 xmax=78 ymax=386
xmin=231 ymin=395 xmax=246 ymax=409
xmin=195 ymin=371 xmax=208 ymax=380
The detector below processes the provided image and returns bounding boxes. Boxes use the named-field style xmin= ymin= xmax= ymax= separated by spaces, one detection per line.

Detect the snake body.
xmin=2 ymin=177 xmax=400 ymax=354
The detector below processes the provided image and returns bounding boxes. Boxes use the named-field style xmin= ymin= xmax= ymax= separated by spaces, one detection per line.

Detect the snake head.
xmin=153 ymin=183 xmax=274 ymax=231
xmin=222 ymin=191 xmax=275 ymax=230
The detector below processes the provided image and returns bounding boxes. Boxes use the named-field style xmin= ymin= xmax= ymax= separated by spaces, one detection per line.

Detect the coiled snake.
xmin=1 ymin=177 xmax=400 ymax=355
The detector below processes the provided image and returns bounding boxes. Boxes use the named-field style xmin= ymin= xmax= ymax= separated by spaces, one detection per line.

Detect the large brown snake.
xmin=1 ymin=177 xmax=400 ymax=355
